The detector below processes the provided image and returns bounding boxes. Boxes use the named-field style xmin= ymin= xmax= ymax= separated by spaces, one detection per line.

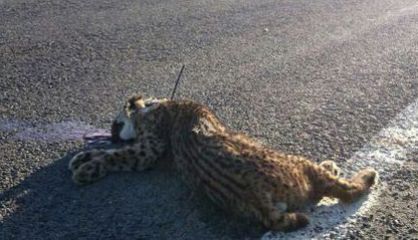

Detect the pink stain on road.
xmin=0 ymin=119 xmax=111 ymax=143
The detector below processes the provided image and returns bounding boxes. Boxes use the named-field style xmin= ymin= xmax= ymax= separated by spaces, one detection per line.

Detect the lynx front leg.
xmin=263 ymin=210 xmax=309 ymax=232
xmin=256 ymin=203 xmax=309 ymax=231
xmin=253 ymin=193 xmax=309 ymax=232
xmin=69 ymin=143 xmax=163 ymax=185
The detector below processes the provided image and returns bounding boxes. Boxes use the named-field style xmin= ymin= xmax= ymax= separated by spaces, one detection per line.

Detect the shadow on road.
xmin=0 ymin=148 xmax=264 ymax=240
xmin=1 ymin=139 xmax=374 ymax=239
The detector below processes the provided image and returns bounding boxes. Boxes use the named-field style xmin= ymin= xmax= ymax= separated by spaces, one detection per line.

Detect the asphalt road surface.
xmin=1 ymin=0 xmax=418 ymax=239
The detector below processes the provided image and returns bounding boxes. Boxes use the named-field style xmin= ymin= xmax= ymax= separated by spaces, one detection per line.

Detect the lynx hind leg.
xmin=319 ymin=160 xmax=341 ymax=177
xmin=324 ymin=168 xmax=378 ymax=203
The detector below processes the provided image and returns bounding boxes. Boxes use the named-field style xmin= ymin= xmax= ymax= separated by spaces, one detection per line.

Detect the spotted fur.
xmin=69 ymin=95 xmax=377 ymax=232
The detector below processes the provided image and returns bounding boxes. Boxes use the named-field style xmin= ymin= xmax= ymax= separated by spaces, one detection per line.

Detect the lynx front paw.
xmin=69 ymin=151 xmax=91 ymax=171
xmin=69 ymin=150 xmax=103 ymax=172
xmin=72 ymin=160 xmax=108 ymax=185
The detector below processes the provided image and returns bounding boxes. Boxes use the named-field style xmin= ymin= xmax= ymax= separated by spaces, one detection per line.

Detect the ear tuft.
xmin=128 ymin=95 xmax=144 ymax=110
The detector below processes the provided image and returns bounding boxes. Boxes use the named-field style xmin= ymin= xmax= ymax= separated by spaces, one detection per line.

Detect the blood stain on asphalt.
xmin=0 ymin=119 xmax=111 ymax=144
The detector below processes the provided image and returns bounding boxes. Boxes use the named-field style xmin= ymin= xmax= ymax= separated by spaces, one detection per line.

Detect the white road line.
xmin=398 ymin=4 xmax=418 ymax=13
xmin=263 ymin=99 xmax=418 ymax=240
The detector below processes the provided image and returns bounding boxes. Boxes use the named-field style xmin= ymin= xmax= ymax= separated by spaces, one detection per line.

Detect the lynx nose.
xmin=111 ymin=121 xmax=124 ymax=143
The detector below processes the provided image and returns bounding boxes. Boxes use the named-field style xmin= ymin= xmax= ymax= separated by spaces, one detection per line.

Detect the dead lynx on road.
xmin=69 ymin=96 xmax=377 ymax=232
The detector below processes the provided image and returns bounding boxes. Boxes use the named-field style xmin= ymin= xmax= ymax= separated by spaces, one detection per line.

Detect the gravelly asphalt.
xmin=1 ymin=0 xmax=418 ymax=239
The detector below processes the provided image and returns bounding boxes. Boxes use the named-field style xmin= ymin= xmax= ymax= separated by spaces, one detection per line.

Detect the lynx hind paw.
xmin=320 ymin=160 xmax=341 ymax=177
xmin=355 ymin=168 xmax=378 ymax=189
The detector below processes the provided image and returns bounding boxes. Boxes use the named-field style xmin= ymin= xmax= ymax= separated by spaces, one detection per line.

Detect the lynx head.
xmin=111 ymin=95 xmax=168 ymax=143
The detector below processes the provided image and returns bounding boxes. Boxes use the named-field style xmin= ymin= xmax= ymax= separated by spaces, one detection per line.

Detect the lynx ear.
xmin=127 ymin=95 xmax=145 ymax=110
